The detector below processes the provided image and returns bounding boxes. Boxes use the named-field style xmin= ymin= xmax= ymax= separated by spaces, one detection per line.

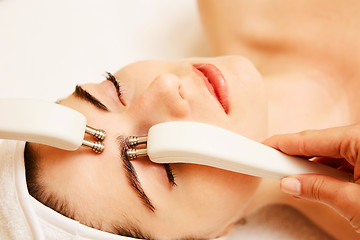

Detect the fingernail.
xmin=281 ymin=178 xmax=301 ymax=196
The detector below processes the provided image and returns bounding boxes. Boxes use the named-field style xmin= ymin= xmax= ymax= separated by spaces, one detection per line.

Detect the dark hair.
xmin=24 ymin=143 xmax=76 ymax=219
xmin=24 ymin=142 xmax=151 ymax=239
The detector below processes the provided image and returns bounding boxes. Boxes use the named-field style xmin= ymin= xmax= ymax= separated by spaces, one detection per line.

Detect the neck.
xmin=261 ymin=57 xmax=360 ymax=137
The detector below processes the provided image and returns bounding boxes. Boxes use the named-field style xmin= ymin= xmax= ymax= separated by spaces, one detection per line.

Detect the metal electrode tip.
xmin=126 ymin=148 xmax=148 ymax=160
xmin=82 ymin=139 xmax=105 ymax=153
xmin=85 ymin=125 xmax=106 ymax=141
xmin=125 ymin=136 xmax=148 ymax=147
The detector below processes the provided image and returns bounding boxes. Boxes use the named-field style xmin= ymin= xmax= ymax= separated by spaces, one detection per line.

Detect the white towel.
xmin=0 ymin=140 xmax=135 ymax=240
xmin=227 ymin=204 xmax=335 ymax=240
xmin=0 ymin=140 xmax=33 ymax=239
xmin=0 ymin=139 xmax=334 ymax=240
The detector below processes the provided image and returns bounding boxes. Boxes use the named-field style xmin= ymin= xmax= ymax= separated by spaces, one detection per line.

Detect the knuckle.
xmin=298 ymin=129 xmax=315 ymax=136
xmin=339 ymin=134 xmax=360 ymax=166
xmin=297 ymin=130 xmax=315 ymax=156
xmin=298 ymin=137 xmax=307 ymax=156
xmin=308 ymin=177 xmax=327 ymax=201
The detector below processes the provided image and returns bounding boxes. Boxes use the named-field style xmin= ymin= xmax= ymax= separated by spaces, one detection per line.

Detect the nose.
xmin=128 ymin=73 xmax=191 ymax=129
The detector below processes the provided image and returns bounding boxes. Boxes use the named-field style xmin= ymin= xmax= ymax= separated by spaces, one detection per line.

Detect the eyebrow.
xmin=74 ymin=85 xmax=154 ymax=209
xmin=74 ymin=85 xmax=109 ymax=111
xmin=117 ymin=136 xmax=156 ymax=212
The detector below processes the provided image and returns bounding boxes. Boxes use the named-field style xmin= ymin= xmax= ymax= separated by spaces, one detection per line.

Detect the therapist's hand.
xmin=263 ymin=123 xmax=360 ymax=233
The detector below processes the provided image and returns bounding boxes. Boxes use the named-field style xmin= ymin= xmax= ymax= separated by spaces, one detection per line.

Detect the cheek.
xmin=172 ymin=164 xmax=260 ymax=222
xmin=144 ymin=164 xmax=260 ymax=239
xmin=225 ymin=65 xmax=268 ymax=140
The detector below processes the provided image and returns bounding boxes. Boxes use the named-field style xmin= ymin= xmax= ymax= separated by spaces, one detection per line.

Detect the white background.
xmin=0 ymin=0 xmax=208 ymax=101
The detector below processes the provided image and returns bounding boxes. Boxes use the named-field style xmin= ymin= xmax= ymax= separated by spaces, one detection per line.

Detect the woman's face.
xmin=36 ymin=56 xmax=268 ymax=239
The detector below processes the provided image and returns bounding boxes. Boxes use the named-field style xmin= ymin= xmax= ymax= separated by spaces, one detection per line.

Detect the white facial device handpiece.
xmin=0 ymin=99 xmax=106 ymax=153
xmin=125 ymin=121 xmax=352 ymax=182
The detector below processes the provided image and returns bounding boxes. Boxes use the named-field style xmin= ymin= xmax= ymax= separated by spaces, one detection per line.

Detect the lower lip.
xmin=193 ymin=64 xmax=230 ymax=113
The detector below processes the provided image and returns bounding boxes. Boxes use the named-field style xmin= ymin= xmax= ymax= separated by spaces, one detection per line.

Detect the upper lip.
xmin=193 ymin=64 xmax=230 ymax=113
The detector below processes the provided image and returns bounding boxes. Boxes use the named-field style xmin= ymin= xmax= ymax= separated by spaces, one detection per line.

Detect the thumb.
xmin=281 ymin=175 xmax=360 ymax=231
xmin=281 ymin=175 xmax=344 ymax=202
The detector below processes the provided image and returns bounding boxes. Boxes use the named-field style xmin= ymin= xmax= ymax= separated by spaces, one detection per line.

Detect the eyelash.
xmin=164 ymin=164 xmax=177 ymax=186
xmin=122 ymin=137 xmax=177 ymax=187
xmin=106 ymin=72 xmax=126 ymax=106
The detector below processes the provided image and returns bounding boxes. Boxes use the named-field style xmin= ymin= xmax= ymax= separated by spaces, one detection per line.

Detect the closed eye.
xmin=106 ymin=72 xmax=126 ymax=106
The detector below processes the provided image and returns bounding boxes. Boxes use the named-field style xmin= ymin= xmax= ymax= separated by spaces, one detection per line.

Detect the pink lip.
xmin=193 ymin=64 xmax=230 ymax=113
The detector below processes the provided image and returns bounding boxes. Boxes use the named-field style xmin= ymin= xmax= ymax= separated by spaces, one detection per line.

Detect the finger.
xmin=313 ymin=157 xmax=340 ymax=167
xmin=263 ymin=126 xmax=354 ymax=158
xmin=281 ymin=175 xmax=360 ymax=230
xmin=312 ymin=157 xmax=354 ymax=174
xmin=313 ymin=157 xmax=353 ymax=170
xmin=338 ymin=165 xmax=354 ymax=174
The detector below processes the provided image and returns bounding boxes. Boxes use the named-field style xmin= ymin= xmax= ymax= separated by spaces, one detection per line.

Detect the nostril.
xmin=153 ymin=73 xmax=183 ymax=99
xmin=153 ymin=73 xmax=190 ymax=119
xmin=178 ymin=84 xmax=185 ymax=100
